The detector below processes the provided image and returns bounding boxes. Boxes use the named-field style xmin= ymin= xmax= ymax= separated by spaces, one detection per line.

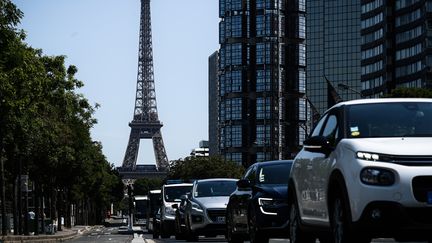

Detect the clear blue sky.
xmin=13 ymin=0 xmax=220 ymax=167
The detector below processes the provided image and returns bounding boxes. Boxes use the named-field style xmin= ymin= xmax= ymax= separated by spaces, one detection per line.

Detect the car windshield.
xmin=258 ymin=163 xmax=291 ymax=185
xmin=164 ymin=186 xmax=192 ymax=202
xmin=195 ymin=180 xmax=237 ymax=197
xmin=347 ymin=102 xmax=432 ymax=138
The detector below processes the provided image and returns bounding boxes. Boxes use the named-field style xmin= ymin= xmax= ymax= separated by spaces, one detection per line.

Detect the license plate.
xmin=216 ymin=216 xmax=225 ymax=223
xmin=428 ymin=192 xmax=432 ymax=204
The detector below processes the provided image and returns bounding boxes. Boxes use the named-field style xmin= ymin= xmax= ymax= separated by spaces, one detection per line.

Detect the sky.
xmin=13 ymin=0 xmax=220 ymax=167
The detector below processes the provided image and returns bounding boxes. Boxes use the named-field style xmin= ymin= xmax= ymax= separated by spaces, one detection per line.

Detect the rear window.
xmin=195 ymin=180 xmax=237 ymax=197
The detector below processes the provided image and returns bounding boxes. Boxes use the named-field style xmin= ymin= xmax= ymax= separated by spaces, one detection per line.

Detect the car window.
xmin=246 ymin=165 xmax=257 ymax=183
xmin=195 ymin=180 xmax=237 ymax=197
xmin=258 ymin=163 xmax=291 ymax=185
xmin=322 ymin=114 xmax=339 ymax=146
xmin=347 ymin=102 xmax=432 ymax=138
xmin=311 ymin=113 xmax=329 ymax=137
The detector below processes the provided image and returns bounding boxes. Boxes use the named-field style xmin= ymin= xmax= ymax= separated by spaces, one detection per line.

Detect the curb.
xmin=0 ymin=229 xmax=79 ymax=243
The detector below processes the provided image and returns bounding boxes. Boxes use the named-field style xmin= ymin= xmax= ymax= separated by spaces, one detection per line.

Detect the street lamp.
xmin=337 ymin=83 xmax=364 ymax=98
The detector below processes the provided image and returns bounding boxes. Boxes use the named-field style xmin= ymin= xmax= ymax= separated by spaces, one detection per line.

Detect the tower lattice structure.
xmin=122 ymin=0 xmax=169 ymax=171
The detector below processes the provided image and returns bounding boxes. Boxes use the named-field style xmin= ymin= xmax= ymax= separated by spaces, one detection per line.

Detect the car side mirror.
xmin=303 ymin=136 xmax=333 ymax=155
xmin=236 ymin=179 xmax=251 ymax=189
xmin=172 ymin=204 xmax=178 ymax=209
xmin=185 ymin=192 xmax=192 ymax=199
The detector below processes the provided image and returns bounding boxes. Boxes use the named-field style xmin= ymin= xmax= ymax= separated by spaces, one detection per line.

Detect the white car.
xmin=288 ymin=98 xmax=432 ymax=243
xmin=184 ymin=178 xmax=237 ymax=241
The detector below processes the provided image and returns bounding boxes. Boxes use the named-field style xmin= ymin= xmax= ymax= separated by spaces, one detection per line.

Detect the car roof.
xmin=330 ymin=98 xmax=432 ymax=109
xmin=163 ymin=183 xmax=193 ymax=188
xmin=252 ymin=159 xmax=293 ymax=167
xmin=195 ymin=178 xmax=238 ymax=183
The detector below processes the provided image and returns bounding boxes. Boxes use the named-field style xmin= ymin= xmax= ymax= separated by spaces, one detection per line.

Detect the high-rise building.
xmin=218 ymin=0 xmax=306 ymax=167
xmin=307 ymin=0 xmax=362 ymax=115
xmin=361 ymin=0 xmax=432 ymax=97
xmin=209 ymin=51 xmax=219 ymax=156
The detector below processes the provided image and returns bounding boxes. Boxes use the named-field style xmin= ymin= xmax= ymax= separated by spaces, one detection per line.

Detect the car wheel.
xmin=330 ymin=193 xmax=370 ymax=243
xmin=226 ymin=210 xmax=244 ymax=243
xmin=289 ymin=196 xmax=315 ymax=243
xmin=248 ymin=208 xmax=268 ymax=243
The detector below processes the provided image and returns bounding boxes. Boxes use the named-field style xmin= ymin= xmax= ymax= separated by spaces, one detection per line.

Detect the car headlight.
xmin=191 ymin=202 xmax=203 ymax=212
xmin=360 ymin=167 xmax=395 ymax=186
xmin=258 ymin=198 xmax=285 ymax=215
xmin=357 ymin=151 xmax=380 ymax=161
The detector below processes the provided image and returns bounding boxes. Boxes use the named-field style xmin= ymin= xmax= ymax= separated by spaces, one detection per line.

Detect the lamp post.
xmin=337 ymin=83 xmax=364 ymax=98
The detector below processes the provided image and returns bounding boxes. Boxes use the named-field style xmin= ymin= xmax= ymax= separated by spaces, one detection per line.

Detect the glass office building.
xmin=361 ymin=0 xmax=432 ymax=97
xmin=209 ymin=51 xmax=219 ymax=156
xmin=307 ymin=0 xmax=362 ymax=114
xmin=218 ymin=0 xmax=306 ymax=167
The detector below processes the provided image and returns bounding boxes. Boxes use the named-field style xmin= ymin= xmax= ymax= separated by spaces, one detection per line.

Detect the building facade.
xmin=209 ymin=51 xmax=219 ymax=156
xmin=218 ymin=0 xmax=306 ymax=167
xmin=361 ymin=0 xmax=432 ymax=97
xmin=307 ymin=0 xmax=362 ymax=115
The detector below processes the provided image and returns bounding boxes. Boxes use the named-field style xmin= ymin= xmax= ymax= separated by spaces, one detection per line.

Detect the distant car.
xmin=226 ymin=160 xmax=293 ymax=243
xmin=173 ymin=194 xmax=189 ymax=240
xmin=289 ymin=98 xmax=432 ymax=243
xmin=184 ymin=178 xmax=238 ymax=241
xmin=159 ymin=183 xmax=193 ymax=238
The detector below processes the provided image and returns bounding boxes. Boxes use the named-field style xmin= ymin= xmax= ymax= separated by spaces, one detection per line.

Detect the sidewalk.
xmin=0 ymin=226 xmax=91 ymax=243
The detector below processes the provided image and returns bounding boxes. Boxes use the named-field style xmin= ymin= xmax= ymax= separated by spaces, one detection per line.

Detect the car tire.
xmin=248 ymin=208 xmax=268 ymax=243
xmin=289 ymin=195 xmax=316 ymax=243
xmin=226 ymin=210 xmax=244 ymax=243
xmin=330 ymin=193 xmax=370 ymax=243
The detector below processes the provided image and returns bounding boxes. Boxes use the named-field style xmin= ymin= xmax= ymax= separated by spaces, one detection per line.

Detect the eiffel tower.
xmin=122 ymin=0 xmax=169 ymax=173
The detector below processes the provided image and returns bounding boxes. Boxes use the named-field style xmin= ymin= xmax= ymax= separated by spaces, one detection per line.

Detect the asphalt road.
xmin=67 ymin=226 xmax=429 ymax=243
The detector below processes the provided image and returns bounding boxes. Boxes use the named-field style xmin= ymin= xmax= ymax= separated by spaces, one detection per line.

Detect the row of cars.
xmin=149 ymin=160 xmax=293 ymax=242
xmin=151 ymin=99 xmax=432 ymax=243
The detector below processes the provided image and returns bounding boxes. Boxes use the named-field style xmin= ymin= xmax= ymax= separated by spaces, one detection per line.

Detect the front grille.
xmin=412 ymin=176 xmax=432 ymax=203
xmin=381 ymin=155 xmax=432 ymax=166
xmin=207 ymin=209 xmax=226 ymax=222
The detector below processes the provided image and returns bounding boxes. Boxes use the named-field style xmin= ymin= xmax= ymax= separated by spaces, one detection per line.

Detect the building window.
xmin=256 ymin=43 xmax=271 ymax=64
xmin=395 ymin=8 xmax=421 ymax=27
xmin=256 ymin=152 xmax=271 ymax=162
xmin=256 ymin=14 xmax=274 ymax=37
xmin=361 ymin=44 xmax=383 ymax=60
xmin=361 ymin=0 xmax=383 ymax=14
xmin=299 ymin=98 xmax=306 ymax=121
xmin=298 ymin=69 xmax=306 ymax=93
xmin=298 ymin=15 xmax=306 ymax=39
xmin=362 ymin=76 xmax=384 ymax=90
xmin=396 ymin=43 xmax=422 ymax=60
xmin=224 ymin=125 xmax=242 ymax=147
xmin=256 ymin=97 xmax=272 ymax=119
xmin=396 ymin=26 xmax=422 ymax=44
xmin=396 ymin=0 xmax=421 ymax=10
xmin=361 ymin=12 xmax=383 ymax=29
xmin=226 ymin=152 xmax=242 ymax=165
xmin=395 ymin=61 xmax=423 ymax=77
xmin=362 ymin=28 xmax=383 ymax=44
xmin=396 ymin=79 xmax=422 ymax=88
xmin=361 ymin=60 xmax=383 ymax=75
xmin=256 ymin=125 xmax=271 ymax=146
xmin=223 ymin=98 xmax=242 ymax=121
xmin=256 ymin=69 xmax=272 ymax=91
xmin=222 ymin=71 xmax=242 ymax=94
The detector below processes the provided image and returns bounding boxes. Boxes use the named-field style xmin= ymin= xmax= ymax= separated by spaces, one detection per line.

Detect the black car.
xmin=226 ymin=160 xmax=293 ymax=243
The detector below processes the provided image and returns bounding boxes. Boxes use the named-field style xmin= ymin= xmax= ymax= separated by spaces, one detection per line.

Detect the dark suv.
xmin=226 ymin=160 xmax=293 ymax=243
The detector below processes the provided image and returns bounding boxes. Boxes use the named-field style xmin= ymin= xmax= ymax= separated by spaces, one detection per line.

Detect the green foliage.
xmin=0 ymin=0 xmax=124 ymax=225
xmin=168 ymin=156 xmax=244 ymax=180
xmin=384 ymin=87 xmax=432 ymax=98
xmin=133 ymin=178 xmax=163 ymax=196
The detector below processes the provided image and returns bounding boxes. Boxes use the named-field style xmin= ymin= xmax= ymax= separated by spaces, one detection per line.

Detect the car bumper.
xmin=190 ymin=208 xmax=226 ymax=235
xmin=353 ymin=201 xmax=432 ymax=240
xmin=255 ymin=207 xmax=290 ymax=238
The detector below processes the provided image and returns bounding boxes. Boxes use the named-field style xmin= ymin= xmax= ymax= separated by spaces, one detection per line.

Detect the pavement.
xmin=0 ymin=225 xmax=91 ymax=243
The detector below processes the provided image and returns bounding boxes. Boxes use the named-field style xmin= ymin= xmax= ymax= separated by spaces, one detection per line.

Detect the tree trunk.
xmin=0 ymin=142 xmax=7 ymax=236
xmin=18 ymin=160 xmax=22 ymax=235
xmin=40 ymin=186 xmax=45 ymax=234
xmin=12 ymin=178 xmax=18 ymax=235
xmin=57 ymin=189 xmax=62 ymax=231
xmin=34 ymin=182 xmax=39 ymax=235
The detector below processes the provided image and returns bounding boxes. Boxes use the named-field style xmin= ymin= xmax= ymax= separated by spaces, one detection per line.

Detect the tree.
xmin=168 ymin=156 xmax=244 ymax=180
xmin=133 ymin=178 xmax=163 ymax=196
xmin=384 ymin=87 xmax=432 ymax=98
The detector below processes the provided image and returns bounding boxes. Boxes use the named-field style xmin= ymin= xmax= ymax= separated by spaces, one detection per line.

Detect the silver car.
xmin=184 ymin=178 xmax=237 ymax=241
